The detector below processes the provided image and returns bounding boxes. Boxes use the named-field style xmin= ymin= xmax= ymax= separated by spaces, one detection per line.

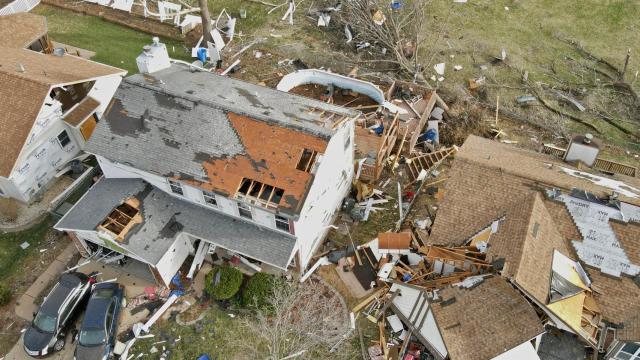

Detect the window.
xmin=615 ymin=343 xmax=640 ymax=360
xmin=275 ymin=215 xmax=290 ymax=233
xmin=168 ymin=179 xmax=183 ymax=195
xmin=238 ymin=202 xmax=252 ymax=219
xmin=57 ymin=130 xmax=71 ymax=148
xmin=202 ymin=190 xmax=218 ymax=206
xmin=296 ymin=149 xmax=319 ymax=172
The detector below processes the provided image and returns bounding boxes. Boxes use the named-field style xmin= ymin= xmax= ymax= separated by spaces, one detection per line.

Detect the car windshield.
xmin=33 ymin=312 xmax=57 ymax=333
xmin=79 ymin=329 xmax=106 ymax=346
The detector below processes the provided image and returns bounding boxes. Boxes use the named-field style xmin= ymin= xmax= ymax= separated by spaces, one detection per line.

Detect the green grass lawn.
xmin=33 ymin=5 xmax=191 ymax=74
xmin=417 ymin=0 xmax=640 ymax=153
xmin=0 ymin=217 xmax=52 ymax=286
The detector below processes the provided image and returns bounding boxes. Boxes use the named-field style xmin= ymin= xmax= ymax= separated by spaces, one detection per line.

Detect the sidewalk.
xmin=14 ymin=243 xmax=78 ymax=321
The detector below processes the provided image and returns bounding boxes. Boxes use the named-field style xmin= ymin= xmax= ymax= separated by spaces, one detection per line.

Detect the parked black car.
xmin=23 ymin=272 xmax=93 ymax=357
xmin=74 ymin=282 xmax=124 ymax=360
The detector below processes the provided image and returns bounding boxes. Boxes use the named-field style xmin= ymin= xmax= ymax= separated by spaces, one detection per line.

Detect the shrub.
xmin=205 ymin=265 xmax=243 ymax=301
xmin=0 ymin=284 xmax=12 ymax=306
xmin=242 ymin=272 xmax=277 ymax=310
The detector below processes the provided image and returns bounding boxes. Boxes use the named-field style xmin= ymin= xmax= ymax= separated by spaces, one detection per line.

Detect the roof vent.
xmin=17 ymin=63 xmax=25 ymax=73
xmin=143 ymin=45 xmax=152 ymax=54
xmin=152 ymin=36 xmax=160 ymax=46
xmin=53 ymin=48 xmax=65 ymax=57
xmin=583 ymin=133 xmax=593 ymax=144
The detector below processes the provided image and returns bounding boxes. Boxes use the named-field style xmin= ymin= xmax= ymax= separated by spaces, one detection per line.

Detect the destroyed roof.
xmin=432 ymin=276 xmax=543 ymax=360
xmin=458 ymin=135 xmax=640 ymax=204
xmin=55 ymin=178 xmax=296 ymax=268
xmin=86 ymin=65 xmax=358 ymax=215
xmin=487 ymin=192 xmax=572 ymax=303
xmin=428 ymin=135 xmax=640 ymax=337
xmin=0 ymin=13 xmax=46 ymax=48
xmin=63 ymin=96 xmax=101 ymax=126
xmin=0 ymin=44 xmax=125 ymax=177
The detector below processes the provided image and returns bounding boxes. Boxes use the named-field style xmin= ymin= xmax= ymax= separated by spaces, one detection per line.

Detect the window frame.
xmin=615 ymin=343 xmax=640 ymax=360
xmin=202 ymin=190 xmax=218 ymax=207
xmin=275 ymin=215 xmax=290 ymax=233
xmin=57 ymin=130 xmax=71 ymax=148
xmin=168 ymin=179 xmax=184 ymax=195
xmin=237 ymin=202 xmax=253 ymax=219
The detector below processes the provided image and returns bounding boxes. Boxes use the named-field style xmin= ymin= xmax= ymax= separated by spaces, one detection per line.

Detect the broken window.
xmin=296 ymin=149 xmax=319 ymax=172
xmin=97 ymin=198 xmax=142 ymax=242
xmin=168 ymin=179 xmax=183 ymax=195
xmin=202 ymin=190 xmax=217 ymax=206
xmin=275 ymin=215 xmax=290 ymax=233
xmin=238 ymin=202 xmax=252 ymax=219
xmin=236 ymin=178 xmax=285 ymax=209
xmin=57 ymin=130 xmax=71 ymax=148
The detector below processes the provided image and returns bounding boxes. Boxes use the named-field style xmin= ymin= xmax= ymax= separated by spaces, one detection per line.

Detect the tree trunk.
xmin=198 ymin=0 xmax=213 ymax=43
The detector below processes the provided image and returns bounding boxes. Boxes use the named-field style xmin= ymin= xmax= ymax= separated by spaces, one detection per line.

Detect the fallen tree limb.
xmin=556 ymin=36 xmax=622 ymax=77
xmin=534 ymin=92 xmax=601 ymax=134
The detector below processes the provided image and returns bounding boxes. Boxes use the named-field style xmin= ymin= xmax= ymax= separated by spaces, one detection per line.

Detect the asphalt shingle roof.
xmin=55 ymin=178 xmax=296 ymax=268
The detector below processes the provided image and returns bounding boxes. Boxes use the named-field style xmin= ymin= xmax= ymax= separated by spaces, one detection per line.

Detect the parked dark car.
xmin=23 ymin=272 xmax=93 ymax=357
xmin=74 ymin=282 xmax=124 ymax=360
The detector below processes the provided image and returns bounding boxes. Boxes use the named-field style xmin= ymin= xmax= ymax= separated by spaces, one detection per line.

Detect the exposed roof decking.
xmin=88 ymin=65 xmax=359 ymax=214
xmin=55 ymin=178 xmax=296 ymax=268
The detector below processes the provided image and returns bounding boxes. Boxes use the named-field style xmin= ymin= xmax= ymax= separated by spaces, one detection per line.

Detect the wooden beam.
xmin=352 ymin=287 xmax=388 ymax=313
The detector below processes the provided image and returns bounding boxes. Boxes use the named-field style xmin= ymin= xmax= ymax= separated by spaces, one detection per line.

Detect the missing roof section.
xmin=296 ymin=149 xmax=320 ymax=173
xmin=97 ymin=197 xmax=143 ymax=243
xmin=236 ymin=178 xmax=285 ymax=210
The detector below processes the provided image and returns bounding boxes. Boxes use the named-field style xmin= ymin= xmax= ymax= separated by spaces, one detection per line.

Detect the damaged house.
xmin=0 ymin=13 xmax=126 ymax=203
xmin=389 ymin=276 xmax=545 ymax=360
xmin=427 ymin=135 xmax=640 ymax=359
xmin=55 ymin=40 xmax=360 ymax=286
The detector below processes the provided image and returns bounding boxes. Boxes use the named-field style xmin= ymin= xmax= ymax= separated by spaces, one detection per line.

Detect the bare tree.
xmin=332 ymin=0 xmax=431 ymax=80
xmin=198 ymin=0 xmax=213 ymax=43
xmin=235 ymin=278 xmax=355 ymax=360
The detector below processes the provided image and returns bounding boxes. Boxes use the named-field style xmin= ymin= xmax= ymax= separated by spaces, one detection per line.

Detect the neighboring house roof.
xmin=457 ymin=135 xmax=640 ymax=204
xmin=87 ymin=66 xmax=359 ymax=215
xmin=430 ymin=276 xmax=543 ymax=360
xmin=487 ymin=192 xmax=572 ymax=303
xmin=0 ymin=12 xmax=46 ymax=48
xmin=0 ymin=14 xmax=125 ymax=178
xmin=427 ymin=135 xmax=640 ymax=342
xmin=55 ymin=178 xmax=296 ymax=269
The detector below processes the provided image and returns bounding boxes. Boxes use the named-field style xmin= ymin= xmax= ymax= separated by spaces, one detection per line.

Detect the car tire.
xmin=53 ymin=338 xmax=65 ymax=352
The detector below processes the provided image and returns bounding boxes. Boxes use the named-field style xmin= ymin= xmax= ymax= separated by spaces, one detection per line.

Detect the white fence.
xmin=0 ymin=0 xmax=40 ymax=15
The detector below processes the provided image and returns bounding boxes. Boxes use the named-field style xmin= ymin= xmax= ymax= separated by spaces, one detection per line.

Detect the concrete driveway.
xmin=4 ymin=332 xmax=75 ymax=360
